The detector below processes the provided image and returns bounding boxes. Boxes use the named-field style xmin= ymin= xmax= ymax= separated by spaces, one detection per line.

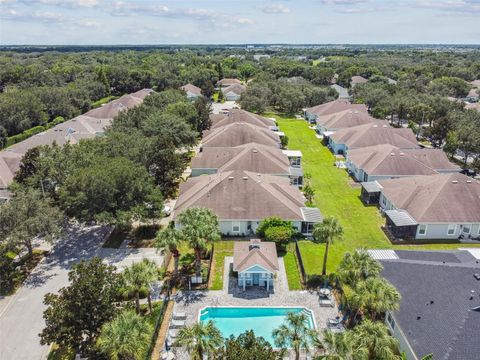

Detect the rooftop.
xmin=180 ymin=84 xmax=202 ymax=97
xmin=172 ymin=170 xmax=309 ymax=221
xmin=348 ymin=144 xmax=459 ymax=176
xmin=330 ymin=122 xmax=419 ymax=150
xmin=233 ymin=239 xmax=279 ymax=273
xmin=317 ymin=109 xmax=377 ymax=130
xmin=378 ymin=173 xmax=480 ymax=223
xmin=379 ymin=250 xmax=480 ymax=360
xmin=192 ymin=143 xmax=292 ymax=175
xmin=305 ymin=99 xmax=367 ymax=117
xmin=221 ymin=83 xmax=247 ymax=96
xmin=202 ymin=123 xmax=281 ymax=148
xmin=210 ymin=109 xmax=275 ymax=130
xmin=217 ymin=78 xmax=242 ymax=86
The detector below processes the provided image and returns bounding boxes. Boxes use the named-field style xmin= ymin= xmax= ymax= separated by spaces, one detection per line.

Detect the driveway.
xmin=0 ymin=224 xmax=163 ymax=360
xmin=210 ymin=101 xmax=237 ymax=114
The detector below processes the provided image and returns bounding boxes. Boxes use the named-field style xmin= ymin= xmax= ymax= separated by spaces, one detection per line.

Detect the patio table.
xmin=319 ymin=288 xmax=331 ymax=297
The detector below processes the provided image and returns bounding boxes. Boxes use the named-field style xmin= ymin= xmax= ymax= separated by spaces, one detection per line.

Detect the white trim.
xmin=232 ymin=221 xmax=240 ymax=233
xmin=447 ymin=224 xmax=456 ymax=236
xmin=417 ymin=224 xmax=427 ymax=236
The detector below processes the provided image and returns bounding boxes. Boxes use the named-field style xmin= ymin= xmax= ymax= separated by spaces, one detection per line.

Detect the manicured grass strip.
xmin=283 ymin=249 xmax=302 ymax=290
xmin=209 ymin=241 xmax=234 ymax=290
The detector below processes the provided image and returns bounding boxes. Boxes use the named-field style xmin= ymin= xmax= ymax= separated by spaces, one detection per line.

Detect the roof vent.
xmin=382 ymin=124 xmax=388 ymax=128
xmin=249 ymin=243 xmax=260 ymax=251
xmin=252 ymin=149 xmax=258 ymax=153
xmin=399 ymin=153 xmax=405 ymax=156
xmin=416 ymin=316 xmax=421 ymax=320
xmin=474 ymin=273 xmax=480 ymax=280
xmin=242 ymin=176 xmax=248 ymax=180
xmin=390 ymin=153 xmax=395 ymax=156
xmin=373 ymin=125 xmax=378 ymax=128
xmin=228 ymin=176 xmax=234 ymax=180
xmin=466 ymin=180 xmax=472 ymax=183
xmin=452 ymin=180 xmax=458 ymax=184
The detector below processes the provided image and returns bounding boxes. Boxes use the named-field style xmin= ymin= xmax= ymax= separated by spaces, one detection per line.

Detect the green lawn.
xmin=274 ymin=114 xmax=480 ymax=276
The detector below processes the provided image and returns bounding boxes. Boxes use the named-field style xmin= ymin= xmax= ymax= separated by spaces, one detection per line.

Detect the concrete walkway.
xmin=0 ymin=224 xmax=163 ymax=360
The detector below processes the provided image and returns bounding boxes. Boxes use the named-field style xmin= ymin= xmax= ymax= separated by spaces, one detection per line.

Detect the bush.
xmin=264 ymin=226 xmax=293 ymax=248
xmin=256 ymin=216 xmax=292 ymax=237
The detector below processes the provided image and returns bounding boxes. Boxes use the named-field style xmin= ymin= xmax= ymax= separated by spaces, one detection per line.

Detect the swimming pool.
xmin=198 ymin=307 xmax=316 ymax=346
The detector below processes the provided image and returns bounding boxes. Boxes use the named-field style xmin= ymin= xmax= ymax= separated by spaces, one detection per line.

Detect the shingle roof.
xmin=217 ymin=78 xmax=242 ymax=86
xmin=180 ymin=84 xmax=202 ymax=97
xmin=347 ymin=145 xmax=459 ymax=176
xmin=0 ymin=89 xmax=152 ymax=188
xmin=210 ymin=109 xmax=275 ymax=129
xmin=351 ymin=75 xmax=368 ymax=85
xmin=233 ymin=239 xmax=279 ymax=273
xmin=470 ymin=79 xmax=480 ymax=88
xmin=317 ymin=109 xmax=376 ymax=130
xmin=0 ymin=152 xmax=22 ymax=188
xmin=380 ymin=250 xmax=480 ymax=360
xmin=305 ymin=99 xmax=367 ymax=117
xmin=378 ymin=173 xmax=480 ymax=223
xmin=192 ymin=143 xmax=291 ymax=174
xmin=330 ymin=122 xmax=419 ymax=150
xmin=172 ymin=170 xmax=307 ymax=221
xmin=202 ymin=123 xmax=281 ymax=148
xmin=221 ymin=83 xmax=247 ymax=96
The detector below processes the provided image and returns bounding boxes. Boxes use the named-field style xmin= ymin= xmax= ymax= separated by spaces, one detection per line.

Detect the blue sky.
xmin=0 ymin=0 xmax=479 ymax=45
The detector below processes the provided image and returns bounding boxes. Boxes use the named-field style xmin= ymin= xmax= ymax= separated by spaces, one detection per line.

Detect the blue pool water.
xmin=199 ymin=307 xmax=315 ymax=346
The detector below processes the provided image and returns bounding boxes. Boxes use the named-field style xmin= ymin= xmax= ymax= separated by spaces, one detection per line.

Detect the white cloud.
xmin=32 ymin=10 xmax=65 ymax=22
xmin=75 ymin=18 xmax=99 ymax=27
xmin=109 ymin=1 xmax=168 ymax=16
xmin=321 ymin=0 xmax=369 ymax=4
xmin=21 ymin=0 xmax=101 ymax=8
xmin=412 ymin=0 xmax=480 ymax=13
xmin=261 ymin=3 xmax=290 ymax=14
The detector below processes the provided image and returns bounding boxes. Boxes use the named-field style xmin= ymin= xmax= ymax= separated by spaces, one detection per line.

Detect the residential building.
xmin=221 ymin=83 xmax=247 ymax=101
xmin=316 ymin=109 xmax=377 ymax=137
xmin=329 ymin=122 xmax=419 ymax=155
xmin=180 ymin=84 xmax=203 ymax=100
xmin=191 ymin=143 xmax=303 ymax=186
xmin=202 ymin=123 xmax=281 ymax=148
xmin=172 ymin=170 xmax=322 ymax=236
xmin=348 ymin=145 xmax=460 ymax=182
xmin=465 ymin=88 xmax=479 ymax=103
xmin=350 ymin=75 xmax=368 ymax=87
xmin=216 ymin=78 xmax=242 ymax=88
xmin=210 ymin=109 xmax=276 ymax=130
xmin=0 ymin=89 xmax=153 ymax=191
xmin=376 ymin=173 xmax=480 ymax=240
xmin=233 ymin=239 xmax=279 ymax=291
xmin=304 ymin=99 xmax=367 ymax=124
xmin=370 ymin=249 xmax=480 ymax=360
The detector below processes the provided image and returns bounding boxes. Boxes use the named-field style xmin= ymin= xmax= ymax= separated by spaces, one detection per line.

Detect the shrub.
xmin=264 ymin=226 xmax=293 ymax=248
xmin=256 ymin=217 xmax=292 ymax=237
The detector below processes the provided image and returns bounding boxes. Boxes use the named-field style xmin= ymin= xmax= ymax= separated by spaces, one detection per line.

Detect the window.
xmin=462 ymin=225 xmax=471 ymax=234
xmin=418 ymin=224 xmax=427 ymax=236
xmin=447 ymin=224 xmax=456 ymax=236
xmin=290 ymin=157 xmax=301 ymax=167
xmin=232 ymin=221 xmax=240 ymax=233
xmin=381 ymin=196 xmax=387 ymax=206
xmin=291 ymin=176 xmax=301 ymax=186
xmin=386 ymin=313 xmax=395 ymax=330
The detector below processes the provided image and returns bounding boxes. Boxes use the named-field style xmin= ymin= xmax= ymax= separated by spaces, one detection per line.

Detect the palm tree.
xmin=272 ymin=312 xmax=316 ymax=360
xmin=337 ymin=249 xmax=383 ymax=287
xmin=314 ymin=329 xmax=367 ymax=360
xmin=312 ymin=217 xmax=344 ymax=276
xmin=123 ymin=259 xmax=158 ymax=314
xmin=352 ymin=319 xmax=400 ymax=360
xmin=97 ymin=310 xmax=153 ymax=360
xmin=349 ymin=277 xmax=401 ymax=321
xmin=156 ymin=227 xmax=182 ymax=276
xmin=174 ymin=320 xmax=224 ymax=360
xmin=178 ymin=207 xmax=221 ymax=278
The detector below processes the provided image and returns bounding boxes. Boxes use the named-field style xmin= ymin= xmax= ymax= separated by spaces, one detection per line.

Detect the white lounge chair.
xmin=319 ymin=298 xmax=334 ymax=307
xmin=161 ymin=350 xmax=175 ymax=360
xmin=168 ymin=329 xmax=179 ymax=339
xmin=170 ymin=319 xmax=186 ymax=328
xmin=173 ymin=312 xmax=186 ymax=320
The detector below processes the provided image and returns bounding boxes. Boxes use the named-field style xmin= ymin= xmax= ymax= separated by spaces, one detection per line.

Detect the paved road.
xmin=0 ymin=224 xmax=163 ymax=360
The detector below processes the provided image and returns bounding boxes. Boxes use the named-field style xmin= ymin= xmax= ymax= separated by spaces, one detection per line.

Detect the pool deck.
xmin=169 ymin=256 xmax=338 ymax=359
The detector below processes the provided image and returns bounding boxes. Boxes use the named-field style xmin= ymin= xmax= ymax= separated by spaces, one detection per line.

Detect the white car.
xmin=163 ymin=205 xmax=171 ymax=216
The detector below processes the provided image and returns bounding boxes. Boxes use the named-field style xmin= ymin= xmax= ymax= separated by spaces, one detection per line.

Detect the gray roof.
xmin=361 ymin=181 xmax=382 ymax=193
xmin=300 ymin=207 xmax=323 ymax=222
xmin=385 ymin=209 xmax=417 ymax=226
xmin=380 ymin=250 xmax=480 ymax=360
xmin=330 ymin=84 xmax=349 ymax=99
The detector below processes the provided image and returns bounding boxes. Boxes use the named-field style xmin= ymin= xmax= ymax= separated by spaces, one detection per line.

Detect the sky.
xmin=0 ymin=0 xmax=479 ymax=45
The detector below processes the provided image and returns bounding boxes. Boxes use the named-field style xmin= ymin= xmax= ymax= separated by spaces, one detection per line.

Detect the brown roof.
xmin=317 ymin=109 xmax=377 ymax=130
xmin=233 ymin=239 xmax=279 ymax=273
xmin=351 ymin=75 xmax=368 ymax=85
xmin=222 ymin=83 xmax=247 ymax=96
xmin=348 ymin=145 xmax=459 ymax=176
xmin=84 ymin=94 xmax=143 ymax=119
xmin=217 ymin=78 xmax=242 ymax=86
xmin=470 ymin=80 xmax=480 ymax=88
xmin=202 ymin=123 xmax=280 ymax=148
xmin=467 ymin=88 xmax=479 ymax=97
xmin=305 ymin=100 xmax=368 ymax=117
xmin=378 ymin=173 xmax=480 ymax=223
xmin=180 ymin=84 xmax=202 ymax=97
xmin=192 ymin=143 xmax=290 ymax=174
xmin=465 ymin=102 xmax=480 ymax=111
xmin=172 ymin=170 xmax=306 ymax=221
xmin=0 ymin=152 xmax=22 ymax=188
xmin=331 ymin=122 xmax=419 ymax=150
xmin=210 ymin=109 xmax=275 ymax=129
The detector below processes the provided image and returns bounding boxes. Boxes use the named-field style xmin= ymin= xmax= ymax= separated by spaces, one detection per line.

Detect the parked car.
xmin=163 ymin=205 xmax=172 ymax=216
xmin=460 ymin=168 xmax=477 ymax=177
